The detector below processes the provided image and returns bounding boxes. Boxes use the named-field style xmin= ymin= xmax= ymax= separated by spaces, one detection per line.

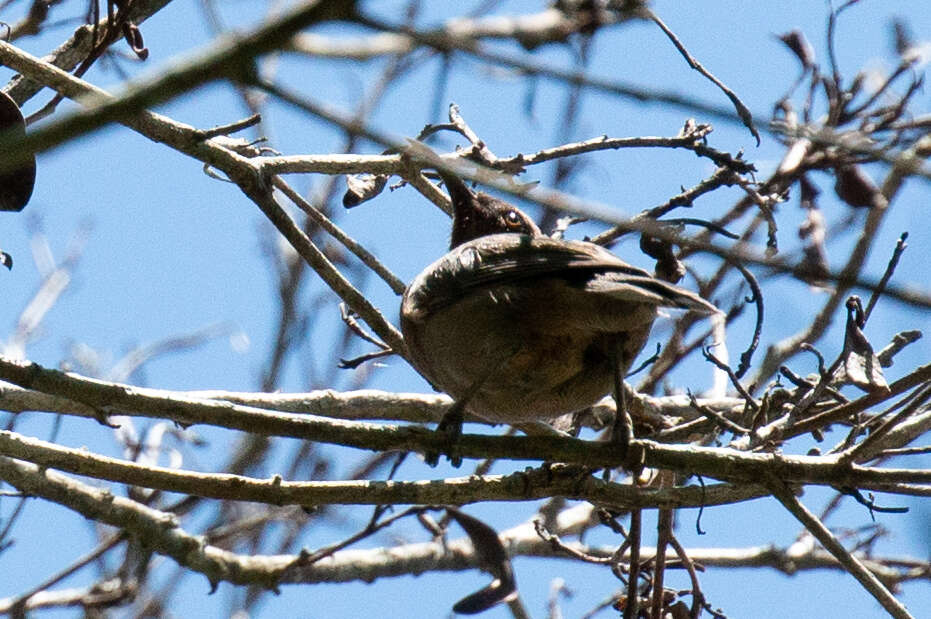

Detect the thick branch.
xmin=0 ymin=430 xmax=772 ymax=510
xmin=2 ymin=453 xmax=925 ymax=594
xmin=1 ymin=358 xmax=930 ymax=490
xmin=0 ymin=455 xmax=294 ymax=588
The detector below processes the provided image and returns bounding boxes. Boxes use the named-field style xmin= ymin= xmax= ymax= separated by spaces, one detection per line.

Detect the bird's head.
xmin=439 ymin=171 xmax=541 ymax=248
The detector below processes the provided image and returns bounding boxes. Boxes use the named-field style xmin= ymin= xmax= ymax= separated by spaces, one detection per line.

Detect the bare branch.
xmin=768 ymin=477 xmax=914 ymax=619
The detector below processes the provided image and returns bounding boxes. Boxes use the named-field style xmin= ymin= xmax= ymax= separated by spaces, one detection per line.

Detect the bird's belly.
xmin=474 ymin=335 xmax=616 ymax=421
xmin=404 ymin=287 xmax=631 ymax=422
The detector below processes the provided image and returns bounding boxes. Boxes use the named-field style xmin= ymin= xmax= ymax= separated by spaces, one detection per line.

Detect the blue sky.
xmin=2 ymin=1 xmax=930 ymax=617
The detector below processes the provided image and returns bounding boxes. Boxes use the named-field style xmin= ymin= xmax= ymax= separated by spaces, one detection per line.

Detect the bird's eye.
xmin=505 ymin=210 xmax=524 ymax=230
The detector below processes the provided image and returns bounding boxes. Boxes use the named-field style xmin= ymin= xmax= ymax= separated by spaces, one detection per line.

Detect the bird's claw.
xmin=425 ymin=405 xmax=465 ymax=467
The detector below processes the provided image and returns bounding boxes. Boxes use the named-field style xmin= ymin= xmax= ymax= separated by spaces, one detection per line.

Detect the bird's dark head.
xmin=439 ymin=171 xmax=541 ymax=249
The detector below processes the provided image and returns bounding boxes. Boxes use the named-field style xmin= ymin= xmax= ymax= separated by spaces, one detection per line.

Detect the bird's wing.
xmin=405 ymin=234 xmax=716 ymax=315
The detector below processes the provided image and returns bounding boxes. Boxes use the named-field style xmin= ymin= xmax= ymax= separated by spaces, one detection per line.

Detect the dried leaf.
xmin=342 ymin=173 xmax=388 ymax=208
xmin=447 ymin=508 xmax=517 ymax=615
xmin=122 ymin=22 xmax=149 ymax=61
xmin=842 ymin=297 xmax=890 ymax=393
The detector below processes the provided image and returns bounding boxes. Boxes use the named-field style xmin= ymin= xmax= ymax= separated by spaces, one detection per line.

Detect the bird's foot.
xmin=610 ymin=414 xmax=647 ymax=474
xmin=425 ymin=404 xmax=465 ymax=467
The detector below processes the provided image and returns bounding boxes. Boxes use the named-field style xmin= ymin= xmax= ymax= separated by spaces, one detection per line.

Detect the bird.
xmin=400 ymin=171 xmax=717 ymax=444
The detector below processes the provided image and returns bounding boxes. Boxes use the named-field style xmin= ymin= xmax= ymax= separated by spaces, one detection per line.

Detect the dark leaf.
xmin=447 ymin=508 xmax=516 ymax=615
xmin=0 ymin=90 xmax=36 ymax=212
xmin=669 ymin=600 xmax=692 ymax=619
xmin=452 ymin=580 xmax=516 ymax=615
xmin=798 ymin=245 xmax=830 ymax=286
xmin=799 ymin=175 xmax=820 ymax=210
xmin=797 ymin=201 xmax=829 ymax=285
xmin=640 ymin=234 xmax=685 ymax=284
xmin=122 ymin=22 xmax=149 ymax=60
xmin=848 ymin=72 xmax=866 ymax=100
xmin=0 ymin=250 xmax=11 ymax=270
xmin=891 ymin=18 xmax=913 ymax=56
xmin=834 ymin=165 xmax=881 ymax=208
xmin=777 ymin=30 xmax=816 ymax=69
xmin=27 ymin=0 xmax=49 ymax=22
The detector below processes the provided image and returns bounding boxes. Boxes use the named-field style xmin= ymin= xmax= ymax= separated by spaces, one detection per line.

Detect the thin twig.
xmin=841 ymin=383 xmax=931 ymax=464
xmin=274 ymin=177 xmax=407 ymax=294
xmin=651 ymin=506 xmax=673 ymax=619
xmin=767 ymin=475 xmax=914 ymax=619
xmin=534 ymin=520 xmax=613 ymax=565
xmin=701 ymin=346 xmax=760 ymax=412
xmin=193 ymin=113 xmax=262 ymax=140
xmin=624 ymin=509 xmax=642 ymax=619
xmin=731 ymin=261 xmax=764 ymax=378
xmin=647 ymin=167 xmax=740 ymax=220
xmin=356 ymin=15 xmax=749 ymax=129
xmin=447 ymin=103 xmax=504 ymax=169
xmin=877 ymin=445 xmax=931 ymax=457
xmin=290 ymin=506 xmax=422 ymax=567
xmin=688 ymin=391 xmax=751 ymax=436
xmin=668 ymin=534 xmax=706 ymax=619
xmin=864 ymin=232 xmax=908 ymax=322
xmin=6 ymin=533 xmax=126 ymax=612
xmin=646 ymin=9 xmax=759 ymax=144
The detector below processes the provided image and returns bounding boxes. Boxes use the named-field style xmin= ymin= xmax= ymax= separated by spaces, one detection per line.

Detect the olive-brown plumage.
xmin=401 ymin=173 xmax=716 ymax=425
